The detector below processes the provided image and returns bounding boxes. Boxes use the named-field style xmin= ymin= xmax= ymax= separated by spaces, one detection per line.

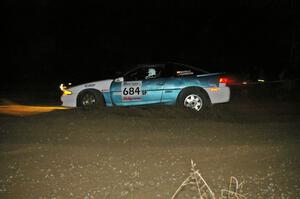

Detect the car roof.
xmin=123 ymin=62 xmax=210 ymax=76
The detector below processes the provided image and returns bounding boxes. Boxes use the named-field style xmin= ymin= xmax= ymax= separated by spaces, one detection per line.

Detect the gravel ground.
xmin=0 ymin=98 xmax=300 ymax=198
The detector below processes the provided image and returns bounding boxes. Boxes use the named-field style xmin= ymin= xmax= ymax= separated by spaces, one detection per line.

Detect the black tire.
xmin=177 ymin=87 xmax=211 ymax=112
xmin=77 ymin=90 xmax=105 ymax=110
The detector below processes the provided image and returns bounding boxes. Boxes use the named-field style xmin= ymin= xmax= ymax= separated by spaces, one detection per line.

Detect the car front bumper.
xmin=61 ymin=94 xmax=77 ymax=107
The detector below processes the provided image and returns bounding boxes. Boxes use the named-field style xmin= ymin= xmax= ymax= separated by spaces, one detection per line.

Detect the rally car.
xmin=60 ymin=62 xmax=230 ymax=112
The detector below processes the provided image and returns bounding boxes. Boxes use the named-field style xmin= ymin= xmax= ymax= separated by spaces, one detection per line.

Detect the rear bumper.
xmin=205 ymin=86 xmax=230 ymax=104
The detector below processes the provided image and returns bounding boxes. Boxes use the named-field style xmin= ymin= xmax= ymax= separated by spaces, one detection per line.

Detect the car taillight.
xmin=219 ymin=77 xmax=229 ymax=84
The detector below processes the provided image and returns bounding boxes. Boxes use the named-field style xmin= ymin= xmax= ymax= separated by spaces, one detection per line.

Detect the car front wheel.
xmin=78 ymin=90 xmax=104 ymax=110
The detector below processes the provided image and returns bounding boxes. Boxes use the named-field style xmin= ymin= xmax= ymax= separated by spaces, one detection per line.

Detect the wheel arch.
xmin=76 ymin=88 xmax=105 ymax=107
xmin=176 ymin=86 xmax=211 ymax=105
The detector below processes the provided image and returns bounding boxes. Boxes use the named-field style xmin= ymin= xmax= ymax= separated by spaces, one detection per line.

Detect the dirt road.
xmin=1 ymin=99 xmax=300 ymax=198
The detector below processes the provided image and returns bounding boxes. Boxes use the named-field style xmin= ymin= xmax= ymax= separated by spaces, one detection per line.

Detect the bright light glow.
xmin=209 ymin=87 xmax=220 ymax=92
xmin=59 ymin=84 xmax=72 ymax=95
xmin=63 ymin=90 xmax=72 ymax=95
xmin=0 ymin=104 xmax=69 ymax=116
xmin=242 ymin=81 xmax=248 ymax=85
xmin=59 ymin=84 xmax=65 ymax=90
xmin=257 ymin=79 xmax=265 ymax=82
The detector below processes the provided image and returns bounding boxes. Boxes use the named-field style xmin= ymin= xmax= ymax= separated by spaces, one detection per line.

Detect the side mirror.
xmin=114 ymin=77 xmax=124 ymax=82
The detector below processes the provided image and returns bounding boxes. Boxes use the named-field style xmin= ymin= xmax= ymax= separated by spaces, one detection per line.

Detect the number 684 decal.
xmin=121 ymin=81 xmax=144 ymax=101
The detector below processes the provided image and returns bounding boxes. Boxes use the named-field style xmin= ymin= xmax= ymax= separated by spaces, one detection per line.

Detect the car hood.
xmin=67 ymin=79 xmax=114 ymax=94
xmin=64 ymin=79 xmax=112 ymax=88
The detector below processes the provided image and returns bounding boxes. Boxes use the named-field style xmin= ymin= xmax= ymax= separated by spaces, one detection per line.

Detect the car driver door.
xmin=110 ymin=66 xmax=166 ymax=106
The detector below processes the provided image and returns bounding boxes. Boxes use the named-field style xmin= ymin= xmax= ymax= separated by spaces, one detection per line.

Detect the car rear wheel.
xmin=78 ymin=90 xmax=104 ymax=110
xmin=177 ymin=88 xmax=210 ymax=112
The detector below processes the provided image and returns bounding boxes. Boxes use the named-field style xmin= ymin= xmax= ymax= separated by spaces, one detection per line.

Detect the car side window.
xmin=162 ymin=63 xmax=179 ymax=77
xmin=161 ymin=64 xmax=175 ymax=77
xmin=145 ymin=67 xmax=163 ymax=79
xmin=164 ymin=63 xmax=207 ymax=77
xmin=124 ymin=66 xmax=164 ymax=81
xmin=124 ymin=67 xmax=148 ymax=81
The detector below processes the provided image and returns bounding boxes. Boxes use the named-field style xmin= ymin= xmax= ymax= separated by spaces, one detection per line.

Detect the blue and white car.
xmin=60 ymin=62 xmax=230 ymax=112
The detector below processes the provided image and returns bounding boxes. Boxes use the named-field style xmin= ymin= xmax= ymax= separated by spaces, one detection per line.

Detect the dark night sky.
xmin=3 ymin=0 xmax=299 ymax=90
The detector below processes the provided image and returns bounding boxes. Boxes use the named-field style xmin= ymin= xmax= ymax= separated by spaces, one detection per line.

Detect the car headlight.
xmin=59 ymin=84 xmax=73 ymax=95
